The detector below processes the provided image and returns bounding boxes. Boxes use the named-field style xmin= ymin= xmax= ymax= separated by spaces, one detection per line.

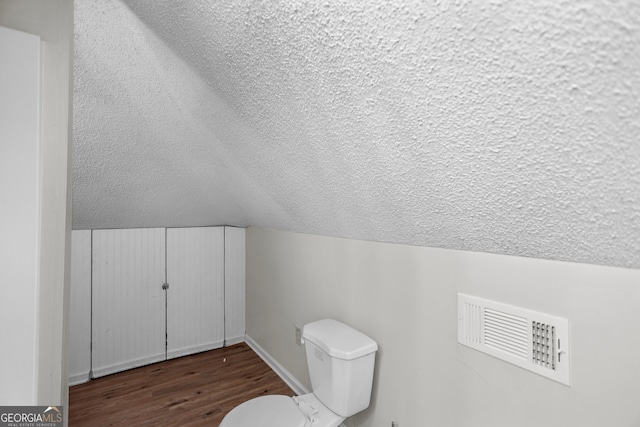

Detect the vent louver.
xmin=458 ymin=294 xmax=570 ymax=386
xmin=484 ymin=308 xmax=528 ymax=360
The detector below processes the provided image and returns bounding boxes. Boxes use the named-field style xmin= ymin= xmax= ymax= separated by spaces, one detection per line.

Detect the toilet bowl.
xmin=220 ymin=319 xmax=378 ymax=427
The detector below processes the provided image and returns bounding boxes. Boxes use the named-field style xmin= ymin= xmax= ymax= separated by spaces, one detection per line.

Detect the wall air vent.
xmin=458 ymin=293 xmax=570 ymax=386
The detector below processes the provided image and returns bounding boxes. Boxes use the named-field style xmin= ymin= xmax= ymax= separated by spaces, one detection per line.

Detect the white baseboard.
xmin=167 ymin=340 xmax=225 ymax=360
xmin=244 ymin=334 xmax=309 ymax=396
xmin=91 ymin=353 xmax=165 ymax=378
xmin=224 ymin=335 xmax=245 ymax=346
xmin=69 ymin=372 xmax=90 ymax=386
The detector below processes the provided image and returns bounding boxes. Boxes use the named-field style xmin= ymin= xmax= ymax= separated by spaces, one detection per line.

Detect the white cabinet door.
xmin=166 ymin=227 xmax=224 ymax=359
xmin=69 ymin=230 xmax=92 ymax=385
xmin=91 ymin=228 xmax=166 ymax=377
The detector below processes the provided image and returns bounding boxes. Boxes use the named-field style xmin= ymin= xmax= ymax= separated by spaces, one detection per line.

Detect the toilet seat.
xmin=219 ymin=395 xmax=308 ymax=427
xmin=219 ymin=393 xmax=345 ymax=427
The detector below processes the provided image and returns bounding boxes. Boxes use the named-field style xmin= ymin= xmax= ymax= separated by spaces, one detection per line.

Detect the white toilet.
xmin=220 ymin=319 xmax=378 ymax=427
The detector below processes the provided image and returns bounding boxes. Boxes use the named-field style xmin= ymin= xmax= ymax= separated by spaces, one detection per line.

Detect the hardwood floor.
xmin=69 ymin=343 xmax=295 ymax=426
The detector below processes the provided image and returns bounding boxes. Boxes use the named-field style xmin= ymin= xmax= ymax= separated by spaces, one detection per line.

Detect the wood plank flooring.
xmin=69 ymin=343 xmax=295 ymax=426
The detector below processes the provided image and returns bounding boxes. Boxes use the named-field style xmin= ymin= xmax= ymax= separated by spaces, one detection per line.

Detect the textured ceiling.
xmin=73 ymin=0 xmax=640 ymax=269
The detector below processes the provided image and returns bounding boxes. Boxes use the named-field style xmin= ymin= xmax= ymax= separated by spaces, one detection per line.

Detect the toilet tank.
xmin=302 ymin=319 xmax=378 ymax=417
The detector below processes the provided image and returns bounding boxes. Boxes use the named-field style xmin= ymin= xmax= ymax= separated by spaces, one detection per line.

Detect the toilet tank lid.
xmin=303 ymin=319 xmax=378 ymax=360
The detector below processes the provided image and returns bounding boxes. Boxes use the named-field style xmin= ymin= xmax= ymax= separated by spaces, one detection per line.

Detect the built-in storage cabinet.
xmin=69 ymin=226 xmax=245 ymax=384
xmin=166 ymin=227 xmax=225 ymax=359
xmin=91 ymin=228 xmax=169 ymax=377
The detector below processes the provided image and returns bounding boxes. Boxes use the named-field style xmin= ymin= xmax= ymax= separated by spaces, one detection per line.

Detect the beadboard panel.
xmin=91 ymin=228 xmax=166 ymax=377
xmin=224 ymin=227 xmax=246 ymax=345
xmin=69 ymin=230 xmax=92 ymax=385
xmin=166 ymin=227 xmax=225 ymax=359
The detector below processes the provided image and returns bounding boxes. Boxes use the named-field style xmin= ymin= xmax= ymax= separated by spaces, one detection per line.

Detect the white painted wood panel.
xmin=69 ymin=230 xmax=92 ymax=385
xmin=2 ymin=2 xmax=72 ymax=407
xmin=166 ymin=227 xmax=224 ymax=359
xmin=0 ymin=25 xmax=40 ymax=404
xmin=91 ymin=228 xmax=166 ymax=377
xmin=224 ymin=226 xmax=246 ymax=345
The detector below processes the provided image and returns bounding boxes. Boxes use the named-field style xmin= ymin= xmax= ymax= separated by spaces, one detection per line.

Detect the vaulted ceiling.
xmin=73 ymin=0 xmax=640 ymax=269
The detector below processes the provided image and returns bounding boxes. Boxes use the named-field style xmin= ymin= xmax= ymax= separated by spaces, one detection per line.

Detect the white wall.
xmin=0 ymin=24 xmax=41 ymax=404
xmin=0 ymin=0 xmax=73 ymax=416
xmin=246 ymin=227 xmax=640 ymax=427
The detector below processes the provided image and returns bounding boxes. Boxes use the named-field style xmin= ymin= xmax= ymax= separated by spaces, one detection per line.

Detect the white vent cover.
xmin=458 ymin=293 xmax=570 ymax=385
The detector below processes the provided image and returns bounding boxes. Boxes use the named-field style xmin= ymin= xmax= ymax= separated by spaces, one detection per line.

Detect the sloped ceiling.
xmin=73 ymin=0 xmax=640 ymax=269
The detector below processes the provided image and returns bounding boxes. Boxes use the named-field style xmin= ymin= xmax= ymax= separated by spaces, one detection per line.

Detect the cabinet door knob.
xmin=162 ymin=283 xmax=169 ymax=290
